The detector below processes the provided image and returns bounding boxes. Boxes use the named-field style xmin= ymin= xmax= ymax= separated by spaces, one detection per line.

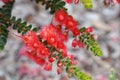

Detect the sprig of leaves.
xmin=50 ymin=50 xmax=92 ymax=80
xmin=66 ymin=66 xmax=92 ymax=80
xmin=0 ymin=1 xmax=38 ymax=51
xmin=79 ymin=27 xmax=103 ymax=56
xmin=10 ymin=16 xmax=38 ymax=34
xmin=0 ymin=1 xmax=14 ymax=51
xmin=0 ymin=26 xmax=8 ymax=51
xmin=35 ymin=0 xmax=66 ymax=14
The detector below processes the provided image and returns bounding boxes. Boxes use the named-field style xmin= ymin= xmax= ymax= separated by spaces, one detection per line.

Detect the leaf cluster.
xmin=0 ymin=1 xmax=14 ymax=51
xmin=79 ymin=27 xmax=103 ymax=56
xmin=81 ymin=0 xmax=93 ymax=9
xmin=35 ymin=0 xmax=66 ymax=14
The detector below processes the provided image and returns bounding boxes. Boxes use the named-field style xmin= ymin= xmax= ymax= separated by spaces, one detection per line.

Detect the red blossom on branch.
xmin=39 ymin=24 xmax=68 ymax=57
xmin=53 ymin=9 xmax=80 ymax=36
xmin=49 ymin=57 xmax=55 ymax=63
xmin=21 ymin=31 xmax=51 ymax=66
xmin=20 ymin=9 xmax=82 ymax=69
xmin=22 ymin=31 xmax=40 ymax=51
xmin=0 ymin=0 xmax=106 ymax=79
xmin=22 ymin=31 xmax=50 ymax=58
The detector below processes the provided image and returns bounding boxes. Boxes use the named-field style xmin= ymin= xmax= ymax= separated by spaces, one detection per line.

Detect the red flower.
xmin=72 ymin=39 xmax=78 ymax=47
xmin=67 ymin=19 xmax=77 ymax=29
xmin=49 ymin=57 xmax=55 ymax=63
xmin=39 ymin=24 xmax=67 ymax=53
xmin=35 ymin=58 xmax=46 ymax=66
xmin=22 ymin=31 xmax=50 ymax=59
xmin=64 ymin=15 xmax=80 ymax=36
xmin=57 ymin=67 xmax=62 ymax=74
xmin=72 ymin=28 xmax=80 ymax=36
xmin=65 ymin=15 xmax=77 ymax=30
xmin=2 ymin=0 xmax=11 ymax=4
xmin=22 ymin=31 xmax=49 ymax=66
xmin=54 ymin=9 xmax=67 ymax=24
xmin=44 ymin=63 xmax=52 ymax=71
xmin=37 ymin=46 xmax=50 ymax=58
xmin=57 ymin=42 xmax=65 ymax=49
xmin=65 ymin=0 xmax=73 ymax=4
xmin=85 ymin=27 xmax=93 ymax=33
xmin=53 ymin=9 xmax=79 ymax=36
xmin=22 ymin=31 xmax=40 ymax=51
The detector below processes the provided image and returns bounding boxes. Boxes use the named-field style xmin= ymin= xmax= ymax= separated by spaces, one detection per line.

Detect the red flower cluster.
xmin=22 ymin=31 xmax=50 ymax=65
xmin=20 ymin=9 xmax=82 ymax=73
xmin=39 ymin=24 xmax=68 ymax=57
xmin=54 ymin=9 xmax=80 ymax=36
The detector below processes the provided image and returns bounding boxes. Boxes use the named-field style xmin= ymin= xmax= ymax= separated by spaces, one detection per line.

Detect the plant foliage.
xmin=0 ymin=0 xmax=105 ymax=80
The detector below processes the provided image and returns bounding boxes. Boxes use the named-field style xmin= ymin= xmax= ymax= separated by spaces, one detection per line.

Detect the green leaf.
xmin=59 ymin=1 xmax=65 ymax=7
xmin=13 ymin=18 xmax=22 ymax=29
xmin=0 ymin=35 xmax=7 ymax=44
xmin=36 ymin=0 xmax=66 ymax=14
xmin=81 ymin=0 xmax=93 ymax=9
xmin=71 ymin=66 xmax=92 ymax=80
xmin=0 ymin=27 xmax=8 ymax=51
xmin=79 ymin=27 xmax=86 ymax=32
xmin=18 ymin=22 xmax=27 ymax=33
xmin=22 ymin=25 xmax=32 ymax=35
xmin=0 ymin=1 xmax=14 ymax=51
xmin=0 ymin=45 xmax=4 ymax=51
xmin=10 ymin=16 xmax=16 ymax=23
xmin=32 ymin=27 xmax=39 ymax=32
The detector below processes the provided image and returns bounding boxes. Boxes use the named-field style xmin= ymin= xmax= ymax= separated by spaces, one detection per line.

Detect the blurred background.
xmin=0 ymin=0 xmax=120 ymax=80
